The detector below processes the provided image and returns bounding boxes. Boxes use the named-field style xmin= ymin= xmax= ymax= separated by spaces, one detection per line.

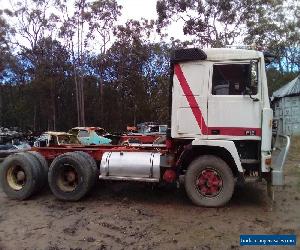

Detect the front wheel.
xmin=184 ymin=155 xmax=234 ymax=207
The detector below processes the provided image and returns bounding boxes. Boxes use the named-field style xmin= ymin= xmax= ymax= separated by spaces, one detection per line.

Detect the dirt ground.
xmin=0 ymin=138 xmax=299 ymax=250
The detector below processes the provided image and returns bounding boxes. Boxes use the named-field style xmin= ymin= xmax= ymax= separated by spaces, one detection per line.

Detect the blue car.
xmin=69 ymin=127 xmax=112 ymax=145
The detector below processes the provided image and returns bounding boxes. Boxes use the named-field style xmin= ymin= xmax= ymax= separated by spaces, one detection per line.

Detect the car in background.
xmin=119 ymin=123 xmax=168 ymax=145
xmin=34 ymin=131 xmax=80 ymax=147
xmin=69 ymin=127 xmax=112 ymax=145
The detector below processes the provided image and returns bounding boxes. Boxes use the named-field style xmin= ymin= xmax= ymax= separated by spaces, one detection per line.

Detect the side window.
xmin=212 ymin=63 xmax=258 ymax=95
xmin=78 ymin=130 xmax=89 ymax=137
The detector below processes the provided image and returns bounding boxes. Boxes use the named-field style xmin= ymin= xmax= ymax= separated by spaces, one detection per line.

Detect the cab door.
xmin=207 ymin=61 xmax=261 ymax=138
xmin=172 ymin=62 xmax=209 ymax=138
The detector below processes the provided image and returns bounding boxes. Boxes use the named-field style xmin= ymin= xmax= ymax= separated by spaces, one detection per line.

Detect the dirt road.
xmin=0 ymin=139 xmax=299 ymax=250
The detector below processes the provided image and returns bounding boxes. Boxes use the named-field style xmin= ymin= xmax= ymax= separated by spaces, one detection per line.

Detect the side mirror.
xmin=246 ymin=60 xmax=258 ymax=95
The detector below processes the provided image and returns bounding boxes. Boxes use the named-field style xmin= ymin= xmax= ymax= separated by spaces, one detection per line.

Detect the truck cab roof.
xmin=202 ymin=48 xmax=263 ymax=61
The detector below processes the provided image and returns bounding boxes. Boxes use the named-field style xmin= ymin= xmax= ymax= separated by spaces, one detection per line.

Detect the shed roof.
xmin=272 ymin=75 xmax=300 ymax=98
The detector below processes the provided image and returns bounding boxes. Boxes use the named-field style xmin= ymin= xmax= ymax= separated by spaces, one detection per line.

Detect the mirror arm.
xmin=243 ymin=88 xmax=259 ymax=102
xmin=249 ymin=94 xmax=260 ymax=102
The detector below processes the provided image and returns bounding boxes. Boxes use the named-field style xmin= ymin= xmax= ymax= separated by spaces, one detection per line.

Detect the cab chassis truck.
xmin=0 ymin=48 xmax=290 ymax=207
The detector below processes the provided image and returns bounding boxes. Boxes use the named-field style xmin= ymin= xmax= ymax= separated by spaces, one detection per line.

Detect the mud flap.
xmin=271 ymin=135 xmax=290 ymax=186
xmin=267 ymin=135 xmax=290 ymax=201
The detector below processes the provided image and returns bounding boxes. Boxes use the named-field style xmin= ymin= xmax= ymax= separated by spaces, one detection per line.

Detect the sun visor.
xmin=171 ymin=48 xmax=207 ymax=63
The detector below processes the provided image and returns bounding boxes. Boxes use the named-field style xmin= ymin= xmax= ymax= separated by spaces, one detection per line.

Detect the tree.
xmin=243 ymin=0 xmax=299 ymax=93
xmin=103 ymin=20 xmax=171 ymax=129
xmin=11 ymin=0 xmax=58 ymax=50
xmin=20 ymin=37 xmax=73 ymax=130
xmin=244 ymin=0 xmax=300 ymax=73
xmin=0 ymin=9 xmax=14 ymax=76
xmin=156 ymin=0 xmax=251 ymax=47
xmin=86 ymin=0 xmax=121 ymax=126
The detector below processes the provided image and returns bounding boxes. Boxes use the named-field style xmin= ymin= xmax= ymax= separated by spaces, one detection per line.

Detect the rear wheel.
xmin=0 ymin=153 xmax=39 ymax=200
xmin=75 ymin=151 xmax=98 ymax=186
xmin=184 ymin=155 xmax=234 ymax=207
xmin=28 ymin=151 xmax=48 ymax=188
xmin=48 ymin=152 xmax=93 ymax=201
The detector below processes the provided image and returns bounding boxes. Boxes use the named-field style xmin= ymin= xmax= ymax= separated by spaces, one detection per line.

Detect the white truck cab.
xmin=169 ymin=48 xmax=289 ymax=206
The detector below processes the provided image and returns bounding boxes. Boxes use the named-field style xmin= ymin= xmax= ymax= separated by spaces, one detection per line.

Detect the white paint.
xmin=261 ymin=108 xmax=273 ymax=151
xmin=203 ymin=48 xmax=262 ymax=61
xmin=171 ymin=62 xmax=209 ymax=138
xmin=192 ymin=138 xmax=243 ymax=173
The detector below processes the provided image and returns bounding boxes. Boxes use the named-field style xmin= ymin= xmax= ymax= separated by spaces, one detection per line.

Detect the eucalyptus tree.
xmin=244 ymin=0 xmax=300 ymax=73
xmin=86 ymin=0 xmax=121 ymax=126
xmin=10 ymin=0 xmax=58 ymax=50
xmin=5 ymin=0 xmax=60 ymax=130
xmin=156 ymin=0 xmax=251 ymax=47
xmin=58 ymin=0 xmax=121 ymax=126
xmin=0 ymin=10 xmax=13 ymax=75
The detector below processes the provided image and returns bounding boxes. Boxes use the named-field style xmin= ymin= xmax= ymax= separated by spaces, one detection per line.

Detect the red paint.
xmin=174 ymin=64 xmax=208 ymax=134
xmin=33 ymin=145 xmax=168 ymax=162
xmin=208 ymin=127 xmax=262 ymax=136
xmin=197 ymin=169 xmax=223 ymax=196
xmin=163 ymin=169 xmax=177 ymax=183
xmin=174 ymin=64 xmax=262 ymax=136
xmin=119 ymin=134 xmax=160 ymax=144
xmin=165 ymin=138 xmax=173 ymax=150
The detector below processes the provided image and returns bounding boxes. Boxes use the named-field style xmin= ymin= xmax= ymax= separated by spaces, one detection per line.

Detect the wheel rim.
xmin=57 ymin=164 xmax=79 ymax=192
xmin=196 ymin=168 xmax=223 ymax=197
xmin=6 ymin=165 xmax=27 ymax=191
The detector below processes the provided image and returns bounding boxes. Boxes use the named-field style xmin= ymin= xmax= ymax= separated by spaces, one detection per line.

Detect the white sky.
xmin=117 ymin=0 xmax=158 ymax=21
xmin=117 ymin=0 xmax=185 ymax=41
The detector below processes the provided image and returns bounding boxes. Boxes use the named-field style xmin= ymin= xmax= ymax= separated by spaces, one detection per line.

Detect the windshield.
xmin=95 ymin=129 xmax=106 ymax=136
xmin=57 ymin=135 xmax=80 ymax=144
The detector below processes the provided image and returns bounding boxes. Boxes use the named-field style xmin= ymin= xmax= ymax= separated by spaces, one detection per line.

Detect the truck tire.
xmin=74 ymin=151 xmax=98 ymax=187
xmin=28 ymin=151 xmax=48 ymax=188
xmin=17 ymin=152 xmax=46 ymax=192
xmin=0 ymin=153 xmax=39 ymax=200
xmin=48 ymin=152 xmax=93 ymax=201
xmin=184 ymin=155 xmax=234 ymax=207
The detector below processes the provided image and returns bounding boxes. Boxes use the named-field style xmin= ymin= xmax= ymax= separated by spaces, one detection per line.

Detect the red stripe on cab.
xmin=174 ymin=64 xmax=261 ymax=137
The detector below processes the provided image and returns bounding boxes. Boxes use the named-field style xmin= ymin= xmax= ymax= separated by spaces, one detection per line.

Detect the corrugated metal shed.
xmin=272 ymin=75 xmax=300 ymax=136
xmin=272 ymin=75 xmax=300 ymax=98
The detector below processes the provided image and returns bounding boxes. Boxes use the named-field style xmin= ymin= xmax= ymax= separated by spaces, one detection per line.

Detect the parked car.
xmin=69 ymin=127 xmax=112 ymax=145
xmin=34 ymin=131 xmax=80 ymax=147
xmin=119 ymin=123 xmax=168 ymax=145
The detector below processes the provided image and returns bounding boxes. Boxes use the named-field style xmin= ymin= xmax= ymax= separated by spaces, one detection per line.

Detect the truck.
xmin=0 ymin=48 xmax=290 ymax=207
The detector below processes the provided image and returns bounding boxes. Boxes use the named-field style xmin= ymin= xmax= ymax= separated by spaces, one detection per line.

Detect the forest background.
xmin=0 ymin=0 xmax=299 ymax=132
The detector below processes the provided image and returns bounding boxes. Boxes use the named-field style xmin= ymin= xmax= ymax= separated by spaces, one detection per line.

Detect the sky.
xmin=117 ymin=0 xmax=158 ymax=21
xmin=117 ymin=0 xmax=185 ymax=41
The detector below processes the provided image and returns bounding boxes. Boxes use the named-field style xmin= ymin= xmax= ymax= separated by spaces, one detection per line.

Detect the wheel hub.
xmin=66 ymin=171 xmax=76 ymax=182
xmin=16 ymin=171 xmax=26 ymax=182
xmin=57 ymin=164 xmax=78 ymax=192
xmin=196 ymin=169 xmax=223 ymax=197
xmin=6 ymin=165 xmax=26 ymax=191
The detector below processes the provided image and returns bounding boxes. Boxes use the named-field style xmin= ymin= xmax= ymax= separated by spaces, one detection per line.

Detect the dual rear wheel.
xmin=0 ymin=152 xmax=48 ymax=200
xmin=48 ymin=152 xmax=97 ymax=201
xmin=0 ymin=151 xmax=97 ymax=201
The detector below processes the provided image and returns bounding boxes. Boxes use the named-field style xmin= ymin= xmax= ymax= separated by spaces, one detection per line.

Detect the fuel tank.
xmin=99 ymin=151 xmax=161 ymax=181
